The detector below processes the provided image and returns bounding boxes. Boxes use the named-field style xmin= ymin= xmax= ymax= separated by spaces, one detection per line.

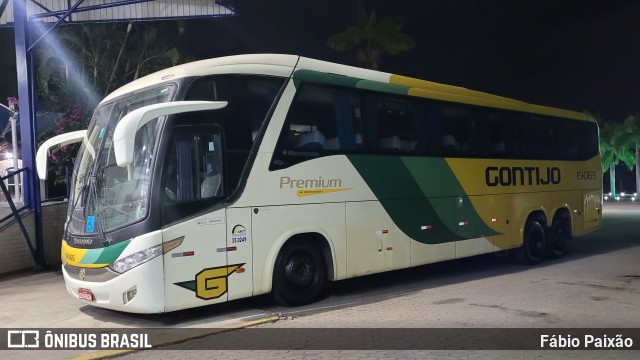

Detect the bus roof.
xmin=103 ymin=54 xmax=592 ymax=122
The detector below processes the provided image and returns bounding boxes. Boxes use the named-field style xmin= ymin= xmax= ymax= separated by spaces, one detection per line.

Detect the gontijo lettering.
xmin=485 ymin=166 xmax=561 ymax=187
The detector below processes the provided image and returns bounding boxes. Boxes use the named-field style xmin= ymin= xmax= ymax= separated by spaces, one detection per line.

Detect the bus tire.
xmin=545 ymin=219 xmax=570 ymax=259
xmin=515 ymin=220 xmax=546 ymax=265
xmin=272 ymin=242 xmax=327 ymax=306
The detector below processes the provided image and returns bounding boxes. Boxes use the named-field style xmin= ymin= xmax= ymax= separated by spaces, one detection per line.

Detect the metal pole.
xmin=10 ymin=111 xmax=20 ymax=203
xmin=14 ymin=0 xmax=44 ymax=266
xmin=0 ymin=101 xmax=19 ymax=202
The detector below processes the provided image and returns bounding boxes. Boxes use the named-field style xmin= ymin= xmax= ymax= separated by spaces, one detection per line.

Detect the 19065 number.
xmin=576 ymin=171 xmax=597 ymax=180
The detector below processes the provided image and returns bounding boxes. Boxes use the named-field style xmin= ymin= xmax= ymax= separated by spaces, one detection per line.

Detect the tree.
xmin=327 ymin=1 xmax=415 ymax=70
xmin=43 ymin=22 xmax=181 ymax=100
xmin=34 ymin=22 xmax=182 ymax=189
xmin=38 ymin=106 xmax=86 ymax=186
xmin=619 ymin=116 xmax=640 ymax=194
xmin=599 ymin=120 xmax=639 ymax=196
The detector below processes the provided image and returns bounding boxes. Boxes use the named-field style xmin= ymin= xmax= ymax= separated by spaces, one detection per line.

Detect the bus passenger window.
xmin=376 ymin=97 xmax=416 ymax=153
xmin=271 ymin=84 xmax=362 ymax=169
xmin=487 ymin=113 xmax=507 ymax=158
xmin=438 ymin=106 xmax=468 ymax=156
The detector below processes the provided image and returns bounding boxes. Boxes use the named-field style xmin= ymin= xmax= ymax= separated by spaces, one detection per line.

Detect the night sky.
xmin=184 ymin=0 xmax=640 ymax=121
xmin=1 ymin=0 xmax=639 ymax=123
xmin=0 ymin=0 xmax=638 ymax=191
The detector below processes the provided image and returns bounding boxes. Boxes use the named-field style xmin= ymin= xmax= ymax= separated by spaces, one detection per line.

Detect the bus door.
xmin=161 ymin=125 xmax=231 ymax=311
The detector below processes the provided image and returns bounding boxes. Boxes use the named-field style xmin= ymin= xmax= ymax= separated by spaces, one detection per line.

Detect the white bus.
xmin=37 ymin=54 xmax=601 ymax=313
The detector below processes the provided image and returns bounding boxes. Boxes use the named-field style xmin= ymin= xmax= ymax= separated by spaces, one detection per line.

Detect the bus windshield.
xmin=67 ymin=86 xmax=175 ymax=239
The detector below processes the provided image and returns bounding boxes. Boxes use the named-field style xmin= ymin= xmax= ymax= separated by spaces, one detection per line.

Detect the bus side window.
xmin=160 ymin=124 xmax=224 ymax=225
xmin=522 ymin=116 xmax=545 ymax=159
xmin=438 ymin=106 xmax=469 ymax=156
xmin=271 ymin=84 xmax=362 ymax=169
xmin=578 ymin=122 xmax=599 ymax=160
xmin=487 ymin=112 xmax=507 ymax=158
xmin=425 ymin=103 xmax=443 ymax=155
xmin=412 ymin=102 xmax=428 ymax=154
xmin=375 ymin=96 xmax=417 ymax=153
xmin=505 ymin=117 xmax=523 ymax=157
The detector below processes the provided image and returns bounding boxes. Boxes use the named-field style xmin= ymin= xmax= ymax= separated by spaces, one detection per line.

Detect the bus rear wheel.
xmin=515 ymin=220 xmax=546 ymax=265
xmin=272 ymin=242 xmax=327 ymax=306
xmin=545 ymin=220 xmax=570 ymax=259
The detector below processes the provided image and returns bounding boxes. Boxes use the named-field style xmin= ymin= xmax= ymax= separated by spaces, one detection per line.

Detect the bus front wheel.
xmin=515 ymin=220 xmax=546 ymax=265
xmin=272 ymin=242 xmax=327 ymax=306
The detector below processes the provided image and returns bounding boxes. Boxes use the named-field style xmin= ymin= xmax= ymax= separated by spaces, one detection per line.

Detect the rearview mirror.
xmin=113 ymin=101 xmax=228 ymax=167
xmin=36 ymin=130 xmax=87 ymax=180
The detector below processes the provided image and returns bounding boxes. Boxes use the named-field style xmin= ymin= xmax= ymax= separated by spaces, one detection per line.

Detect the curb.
xmin=69 ymin=315 xmax=280 ymax=360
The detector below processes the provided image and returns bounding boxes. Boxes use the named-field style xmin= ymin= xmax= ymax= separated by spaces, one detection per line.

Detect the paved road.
xmin=116 ymin=202 xmax=640 ymax=359
xmin=3 ymin=202 xmax=640 ymax=359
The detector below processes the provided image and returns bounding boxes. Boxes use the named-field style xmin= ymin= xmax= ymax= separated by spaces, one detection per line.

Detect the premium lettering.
xmin=280 ymin=176 xmax=342 ymax=189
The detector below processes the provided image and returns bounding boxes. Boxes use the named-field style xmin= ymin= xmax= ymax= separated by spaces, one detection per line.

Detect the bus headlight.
xmin=109 ymin=245 xmax=163 ymax=273
xmin=109 ymin=237 xmax=184 ymax=274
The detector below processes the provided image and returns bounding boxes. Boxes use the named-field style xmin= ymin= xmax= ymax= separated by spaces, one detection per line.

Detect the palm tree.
xmin=599 ymin=121 xmax=638 ymax=196
xmin=327 ymin=1 xmax=415 ymax=70
xmin=620 ymin=115 xmax=640 ymax=194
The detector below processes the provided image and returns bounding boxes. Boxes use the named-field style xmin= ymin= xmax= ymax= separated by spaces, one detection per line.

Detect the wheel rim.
xmin=529 ymin=228 xmax=545 ymax=259
xmin=552 ymin=227 xmax=567 ymax=252
xmin=284 ymin=251 xmax=315 ymax=288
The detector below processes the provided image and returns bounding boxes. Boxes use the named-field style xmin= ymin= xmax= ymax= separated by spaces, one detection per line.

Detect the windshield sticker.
xmin=98 ymin=128 xmax=105 ymax=139
xmin=85 ymin=216 xmax=96 ymax=233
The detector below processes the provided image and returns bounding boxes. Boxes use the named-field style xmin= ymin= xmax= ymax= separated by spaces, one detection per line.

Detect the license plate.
xmin=78 ymin=288 xmax=94 ymax=301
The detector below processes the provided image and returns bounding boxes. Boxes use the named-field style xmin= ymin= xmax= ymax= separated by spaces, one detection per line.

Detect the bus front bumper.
xmin=61 ymin=256 xmax=165 ymax=314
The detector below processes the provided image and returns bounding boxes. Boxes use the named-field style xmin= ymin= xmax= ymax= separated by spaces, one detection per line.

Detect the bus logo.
xmin=7 ymin=330 xmax=40 ymax=348
xmin=174 ymin=264 xmax=245 ymax=300
xmin=485 ymin=166 xmax=561 ymax=187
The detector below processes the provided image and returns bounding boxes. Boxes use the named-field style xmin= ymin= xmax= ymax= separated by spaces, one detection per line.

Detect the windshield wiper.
xmin=65 ymin=172 xmax=108 ymax=246
xmin=84 ymin=175 xmax=108 ymax=246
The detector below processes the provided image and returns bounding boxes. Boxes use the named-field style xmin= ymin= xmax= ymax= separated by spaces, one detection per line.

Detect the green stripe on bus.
xmin=93 ymin=239 xmax=132 ymax=264
xmin=348 ymin=155 xmax=461 ymax=244
xmin=175 ymin=280 xmax=197 ymax=292
xmin=293 ymin=70 xmax=412 ymax=97
xmin=347 ymin=155 xmax=498 ymax=244
xmin=356 ymin=79 xmax=409 ymax=95
xmin=79 ymin=248 xmax=103 ymax=264
xmin=401 ymin=157 xmax=498 ymax=238
xmin=292 ymin=69 xmax=360 ymax=88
